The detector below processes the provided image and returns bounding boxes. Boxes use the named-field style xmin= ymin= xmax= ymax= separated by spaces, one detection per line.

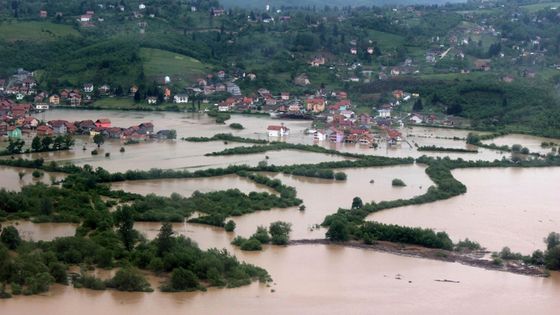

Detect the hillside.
xmin=220 ymin=0 xmax=466 ymax=9
xmin=140 ymin=48 xmax=212 ymax=86
xmin=0 ymin=21 xmax=80 ymax=41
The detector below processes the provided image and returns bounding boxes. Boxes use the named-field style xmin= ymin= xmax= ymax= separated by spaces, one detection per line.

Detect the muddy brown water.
xmin=369 ymin=167 xmax=560 ymax=254
xmin=2 ymin=109 xmax=560 ymax=313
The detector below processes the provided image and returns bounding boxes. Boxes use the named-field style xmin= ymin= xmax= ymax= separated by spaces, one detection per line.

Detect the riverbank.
xmin=289 ymin=239 xmax=547 ymax=277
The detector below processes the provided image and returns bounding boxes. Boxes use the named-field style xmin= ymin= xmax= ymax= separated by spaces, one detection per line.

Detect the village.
xmin=0 ymin=65 xmax=461 ymax=149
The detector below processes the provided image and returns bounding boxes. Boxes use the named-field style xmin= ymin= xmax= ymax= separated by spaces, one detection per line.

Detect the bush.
xmin=455 ymin=238 xmax=482 ymax=251
xmin=240 ymin=238 xmax=263 ymax=251
xmin=334 ymin=172 xmax=347 ymax=181
xmin=392 ymin=178 xmax=406 ymax=186
xmin=165 ymin=268 xmax=201 ymax=291
xmin=224 ymin=220 xmax=236 ymax=232
xmin=32 ymin=170 xmax=44 ymax=178
xmin=269 ymin=221 xmax=292 ymax=245
xmin=326 ymin=219 xmax=351 ymax=242
xmin=229 ymin=123 xmax=244 ymax=130
xmin=105 ymin=268 xmax=152 ymax=292
xmin=91 ymin=150 xmax=98 ymax=155
xmin=251 ymin=227 xmax=271 ymax=244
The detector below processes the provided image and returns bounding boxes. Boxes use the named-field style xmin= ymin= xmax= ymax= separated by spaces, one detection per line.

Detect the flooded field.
xmin=0 ymin=166 xmax=66 ymax=191
xmin=1 ymin=244 xmax=559 ymax=315
xmin=2 ymin=109 xmax=560 ymax=314
xmin=368 ymin=167 xmax=560 ymax=253
xmin=110 ymin=174 xmax=275 ymax=197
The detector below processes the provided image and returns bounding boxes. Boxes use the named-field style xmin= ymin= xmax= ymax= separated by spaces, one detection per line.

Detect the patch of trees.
xmin=231 ymin=221 xmax=292 ymax=251
xmin=417 ymin=145 xmax=478 ymax=153
xmin=182 ymin=133 xmax=268 ymax=144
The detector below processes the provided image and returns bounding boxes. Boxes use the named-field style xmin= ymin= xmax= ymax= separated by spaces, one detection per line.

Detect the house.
xmin=267 ymin=124 xmax=289 ymax=137
xmin=378 ymin=104 xmax=392 ymax=118
xmin=391 ymin=68 xmax=401 ymax=76
xmin=95 ymin=119 xmax=111 ymax=128
xmin=474 ymin=59 xmax=491 ymax=71
xmin=156 ymin=129 xmax=173 ymax=139
xmin=80 ymin=14 xmax=92 ymax=22
xmin=367 ymin=47 xmax=374 ymax=54
xmin=139 ymin=3 xmax=146 ymax=10
xmin=7 ymin=126 xmax=22 ymax=139
xmin=103 ymin=127 xmax=123 ymax=139
xmin=314 ymin=130 xmax=327 ymax=141
xmin=39 ymin=10 xmax=47 ymax=18
xmin=305 ymin=98 xmax=326 ymax=113
xmin=36 ymin=125 xmax=53 ymax=137
xmin=83 ymin=83 xmax=94 ymax=93
xmin=138 ymin=122 xmax=154 ymax=135
xmin=226 ymin=83 xmax=241 ymax=96
xmin=49 ymin=120 xmax=68 ymax=135
xmin=247 ymin=73 xmax=257 ymax=81
xmin=130 ymin=85 xmax=139 ymax=94
xmin=215 ymin=84 xmax=226 ymax=92
xmin=76 ymin=120 xmax=96 ymax=134
xmin=211 ymin=8 xmax=225 ymax=16
xmin=310 ymin=56 xmax=326 ymax=67
xmin=392 ymin=90 xmax=404 ymax=100
xmin=147 ymin=97 xmax=157 ymax=105
xmin=350 ymin=47 xmax=358 ymax=55
xmin=294 ymin=74 xmax=310 ymax=86
xmin=23 ymin=117 xmax=39 ymax=129
xmin=409 ymin=114 xmax=423 ymax=124
xmin=329 ymin=128 xmax=345 ymax=143
xmin=281 ymin=92 xmax=290 ymax=101
xmin=173 ymin=94 xmax=189 ymax=104
xmin=98 ymin=85 xmax=111 ymax=94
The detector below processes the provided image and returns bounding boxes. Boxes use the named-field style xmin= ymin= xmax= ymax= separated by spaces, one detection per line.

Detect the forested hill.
xmin=220 ymin=0 xmax=466 ymax=9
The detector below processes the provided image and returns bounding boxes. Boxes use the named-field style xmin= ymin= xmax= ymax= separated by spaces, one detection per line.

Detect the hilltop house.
xmin=267 ymin=124 xmax=289 ymax=137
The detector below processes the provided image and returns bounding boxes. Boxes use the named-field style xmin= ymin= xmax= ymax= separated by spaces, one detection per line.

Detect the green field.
xmin=519 ymin=1 xmax=560 ymax=12
xmin=140 ymin=48 xmax=212 ymax=85
xmin=0 ymin=21 xmax=80 ymax=41
xmin=368 ymin=30 xmax=406 ymax=50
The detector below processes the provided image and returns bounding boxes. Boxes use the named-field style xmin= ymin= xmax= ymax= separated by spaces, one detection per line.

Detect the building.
xmin=83 ymin=83 xmax=94 ymax=93
xmin=7 ymin=126 xmax=22 ymax=139
xmin=267 ymin=124 xmax=289 ymax=137
xmin=147 ymin=96 xmax=158 ymax=105
xmin=95 ymin=119 xmax=111 ymax=128
xmin=306 ymin=98 xmax=326 ymax=113
xmin=173 ymin=94 xmax=189 ymax=103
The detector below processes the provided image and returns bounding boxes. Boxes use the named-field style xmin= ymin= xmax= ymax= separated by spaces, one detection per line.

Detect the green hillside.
xmin=0 ymin=21 xmax=80 ymax=41
xmin=140 ymin=48 xmax=212 ymax=85
xmin=220 ymin=0 xmax=466 ymax=8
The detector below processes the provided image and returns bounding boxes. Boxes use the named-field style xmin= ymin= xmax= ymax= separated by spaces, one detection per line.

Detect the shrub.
xmin=269 ymin=221 xmax=291 ymax=245
xmin=105 ymin=268 xmax=152 ymax=292
xmin=229 ymin=123 xmax=244 ymax=130
xmin=224 ymin=220 xmax=236 ymax=232
xmin=334 ymin=172 xmax=347 ymax=181
xmin=240 ymin=238 xmax=263 ymax=251
xmin=32 ymin=170 xmax=44 ymax=178
xmin=392 ymin=178 xmax=406 ymax=186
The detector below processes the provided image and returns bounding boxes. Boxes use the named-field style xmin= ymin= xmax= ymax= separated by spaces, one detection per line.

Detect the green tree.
xmin=31 ymin=136 xmax=42 ymax=152
xmin=41 ymin=136 xmax=53 ymax=151
xmin=169 ymin=267 xmax=200 ymax=291
xmin=114 ymin=207 xmax=136 ymax=251
xmin=545 ymin=232 xmax=560 ymax=250
xmin=412 ymin=98 xmax=423 ymax=112
xmin=326 ymin=219 xmax=350 ymax=242
xmin=351 ymin=197 xmax=363 ymax=209
xmin=93 ymin=134 xmax=105 ymax=148
xmin=269 ymin=221 xmax=292 ymax=245
xmin=155 ymin=223 xmax=175 ymax=256
xmin=224 ymin=220 xmax=236 ymax=232
xmin=106 ymin=268 xmax=152 ymax=292
xmin=1 ymin=226 xmax=22 ymax=249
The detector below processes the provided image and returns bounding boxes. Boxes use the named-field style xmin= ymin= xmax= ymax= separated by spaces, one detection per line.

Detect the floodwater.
xmin=1 ymin=244 xmax=560 ymax=315
xmin=110 ymin=174 xmax=275 ymax=197
xmin=369 ymin=167 xmax=560 ymax=254
xmin=2 ymin=109 xmax=560 ymax=314
xmin=484 ymin=133 xmax=560 ymax=155
xmin=2 ymin=221 xmax=77 ymax=241
xmin=0 ymin=166 xmax=66 ymax=191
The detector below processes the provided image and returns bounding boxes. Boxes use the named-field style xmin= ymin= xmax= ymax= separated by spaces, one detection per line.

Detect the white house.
xmin=83 ymin=83 xmax=94 ymax=93
xmin=314 ymin=130 xmax=327 ymax=141
xmin=173 ymin=94 xmax=189 ymax=103
xmin=378 ymin=108 xmax=391 ymax=118
xmin=218 ymin=104 xmax=230 ymax=112
xmin=267 ymin=124 xmax=289 ymax=137
xmin=409 ymin=114 xmax=423 ymax=124
xmin=147 ymin=96 xmax=157 ymax=104
xmin=139 ymin=4 xmax=146 ymax=10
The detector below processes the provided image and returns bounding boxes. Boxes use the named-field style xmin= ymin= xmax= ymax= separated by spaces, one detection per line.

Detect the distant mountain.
xmin=220 ymin=0 xmax=466 ymax=9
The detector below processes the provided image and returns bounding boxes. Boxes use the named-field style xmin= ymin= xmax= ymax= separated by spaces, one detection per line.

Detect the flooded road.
xmin=369 ymin=167 xmax=560 ymax=254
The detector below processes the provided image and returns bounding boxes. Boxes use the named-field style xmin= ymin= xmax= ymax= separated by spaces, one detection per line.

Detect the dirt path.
xmin=289 ymin=239 xmax=547 ymax=277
